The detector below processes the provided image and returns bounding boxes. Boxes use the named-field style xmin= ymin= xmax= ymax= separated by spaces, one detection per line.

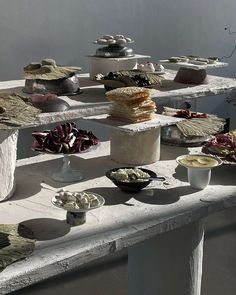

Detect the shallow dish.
xmin=176 ymin=154 xmax=222 ymax=169
xmin=106 ymin=167 xmax=158 ymax=193
xmin=52 ymin=191 xmax=105 ymax=213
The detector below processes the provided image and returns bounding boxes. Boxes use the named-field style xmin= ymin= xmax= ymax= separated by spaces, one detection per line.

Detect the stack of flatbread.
xmin=106 ymin=87 xmax=156 ymax=123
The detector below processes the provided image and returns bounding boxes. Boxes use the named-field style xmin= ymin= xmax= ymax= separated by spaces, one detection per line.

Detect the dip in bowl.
xmin=176 ymin=154 xmax=222 ymax=169
xmin=176 ymin=154 xmax=222 ymax=189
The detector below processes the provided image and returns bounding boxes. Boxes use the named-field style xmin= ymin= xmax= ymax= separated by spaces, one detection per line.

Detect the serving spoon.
xmin=129 ymin=174 xmax=166 ymax=182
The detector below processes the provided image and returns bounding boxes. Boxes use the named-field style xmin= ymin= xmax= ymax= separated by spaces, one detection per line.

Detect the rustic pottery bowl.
xmin=106 ymin=167 xmax=158 ymax=193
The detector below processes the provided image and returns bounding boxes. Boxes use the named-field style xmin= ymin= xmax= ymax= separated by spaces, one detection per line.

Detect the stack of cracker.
xmin=105 ymin=87 xmax=156 ymax=123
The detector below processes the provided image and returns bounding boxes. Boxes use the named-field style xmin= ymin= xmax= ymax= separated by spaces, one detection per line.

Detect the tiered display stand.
xmin=0 ymin=71 xmax=236 ymax=295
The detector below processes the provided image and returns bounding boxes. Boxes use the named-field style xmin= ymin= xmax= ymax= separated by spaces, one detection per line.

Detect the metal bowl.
xmin=23 ymin=74 xmax=80 ymax=95
xmin=161 ymin=125 xmax=211 ymax=146
xmin=95 ymin=45 xmax=134 ymax=58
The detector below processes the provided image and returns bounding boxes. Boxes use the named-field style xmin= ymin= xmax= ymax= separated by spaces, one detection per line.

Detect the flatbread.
xmin=106 ymin=87 xmax=151 ymax=100
xmin=106 ymin=86 xmax=156 ymax=123
xmin=114 ymin=99 xmax=156 ymax=110
xmin=0 ymin=224 xmax=35 ymax=272
xmin=108 ymin=114 xmax=154 ymax=123
xmin=110 ymin=103 xmax=156 ymax=121
xmin=24 ymin=59 xmax=81 ymax=80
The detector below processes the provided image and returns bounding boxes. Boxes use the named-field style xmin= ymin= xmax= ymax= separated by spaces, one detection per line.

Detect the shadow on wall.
xmin=17 ymin=119 xmax=111 ymax=159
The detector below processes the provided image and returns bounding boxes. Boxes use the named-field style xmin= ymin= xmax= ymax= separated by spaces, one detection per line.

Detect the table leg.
xmin=110 ymin=127 xmax=160 ymax=165
xmin=128 ymin=221 xmax=204 ymax=295
xmin=0 ymin=129 xmax=18 ymax=201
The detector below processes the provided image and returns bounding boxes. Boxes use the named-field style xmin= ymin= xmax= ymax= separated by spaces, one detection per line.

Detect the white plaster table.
xmin=1 ymin=70 xmax=236 ymax=125
xmin=0 ymin=72 xmax=236 ymax=293
xmin=0 ymin=142 xmax=235 ymax=294
xmin=1 ymin=71 xmax=236 ymax=200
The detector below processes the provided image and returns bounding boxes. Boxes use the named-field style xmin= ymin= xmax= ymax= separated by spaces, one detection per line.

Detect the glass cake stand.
xmin=52 ymin=153 xmax=83 ymax=183
xmin=34 ymin=143 xmax=100 ymax=183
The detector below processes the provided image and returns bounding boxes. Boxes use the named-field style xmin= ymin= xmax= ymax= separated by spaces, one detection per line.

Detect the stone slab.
xmin=82 ymin=114 xmax=183 ymax=133
xmin=0 ymin=71 xmax=236 ymax=129
xmin=159 ymin=60 xmax=228 ymax=70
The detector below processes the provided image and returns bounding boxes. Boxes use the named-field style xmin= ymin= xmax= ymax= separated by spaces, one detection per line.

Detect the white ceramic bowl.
xmin=176 ymin=154 xmax=222 ymax=189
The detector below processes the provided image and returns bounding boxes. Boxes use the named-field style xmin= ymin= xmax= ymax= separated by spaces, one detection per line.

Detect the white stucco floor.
xmin=11 ymin=206 xmax=236 ymax=295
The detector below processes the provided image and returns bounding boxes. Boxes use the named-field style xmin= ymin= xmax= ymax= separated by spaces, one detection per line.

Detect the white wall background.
xmin=0 ymin=0 xmax=236 ymax=158
xmin=0 ymin=0 xmax=236 ymax=79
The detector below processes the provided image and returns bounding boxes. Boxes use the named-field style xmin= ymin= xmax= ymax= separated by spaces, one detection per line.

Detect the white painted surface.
xmin=0 ymin=142 xmax=235 ymax=293
xmin=83 ymin=113 xmax=183 ymax=133
xmin=0 ymin=129 xmax=18 ymax=201
xmin=88 ymin=54 xmax=150 ymax=77
xmin=159 ymin=60 xmax=229 ymax=70
xmin=0 ymin=0 xmax=235 ymax=81
xmin=128 ymin=221 xmax=204 ymax=295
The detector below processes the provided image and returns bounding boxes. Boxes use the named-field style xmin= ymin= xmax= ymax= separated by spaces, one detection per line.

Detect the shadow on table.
xmin=134 ymin=185 xmax=196 ymax=205
xmin=0 ymin=86 xmax=26 ymax=96
xmin=12 ymin=154 xmax=116 ymax=201
xmin=87 ymin=187 xmax=132 ymax=206
xmin=67 ymin=85 xmax=107 ymax=104
xmin=89 ymin=185 xmax=194 ymax=206
xmin=174 ymin=163 xmax=236 ymax=186
xmin=20 ymin=218 xmax=71 ymax=241
xmin=153 ymin=79 xmax=196 ymax=92
xmin=12 ymin=176 xmax=43 ymax=201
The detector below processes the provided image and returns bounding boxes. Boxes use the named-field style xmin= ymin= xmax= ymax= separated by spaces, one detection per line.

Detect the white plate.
xmin=159 ymin=60 xmax=228 ymax=70
xmin=52 ymin=191 xmax=105 ymax=213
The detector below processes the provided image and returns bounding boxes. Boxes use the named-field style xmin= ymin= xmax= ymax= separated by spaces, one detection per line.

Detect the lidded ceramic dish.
xmin=94 ymin=34 xmax=134 ymax=58
xmin=23 ymin=59 xmax=82 ymax=95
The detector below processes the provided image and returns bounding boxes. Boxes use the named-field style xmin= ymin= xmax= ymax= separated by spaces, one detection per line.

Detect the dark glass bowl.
xmin=32 ymin=99 xmax=70 ymax=113
xmin=106 ymin=167 xmax=157 ymax=193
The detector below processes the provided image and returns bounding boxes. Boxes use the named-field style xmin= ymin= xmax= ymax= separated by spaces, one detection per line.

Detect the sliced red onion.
xmin=32 ymin=122 xmax=99 ymax=154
